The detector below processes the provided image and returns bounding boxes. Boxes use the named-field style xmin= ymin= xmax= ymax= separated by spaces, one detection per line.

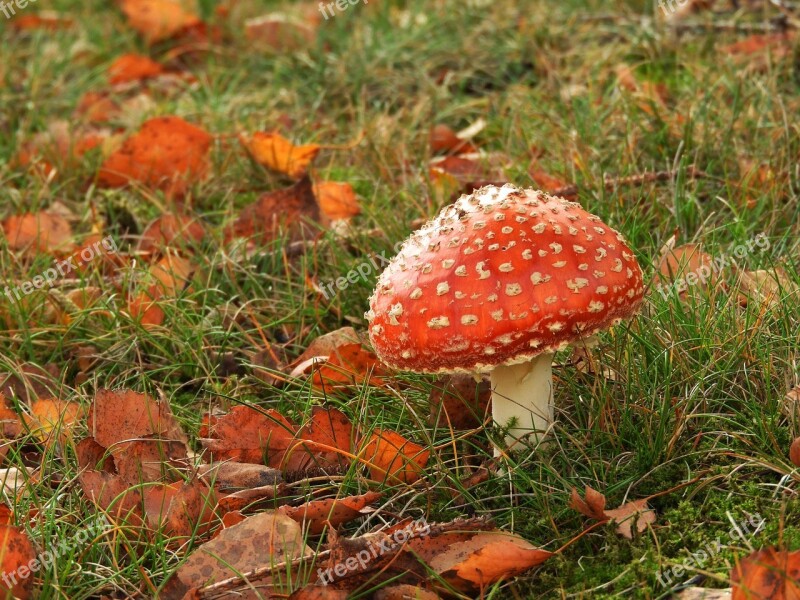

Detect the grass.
xmin=1 ymin=0 xmax=800 ymax=598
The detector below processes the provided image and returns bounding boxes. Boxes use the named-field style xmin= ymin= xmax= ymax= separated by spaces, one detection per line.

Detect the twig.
xmin=549 ymin=165 xmax=708 ymax=199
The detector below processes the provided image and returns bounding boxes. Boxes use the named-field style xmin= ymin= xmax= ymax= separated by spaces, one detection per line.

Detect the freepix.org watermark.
xmin=2 ymin=235 xmax=118 ymax=302
xmin=655 ymin=233 xmax=770 ymax=300
xmin=1 ymin=518 xmax=108 ymax=589
xmin=318 ymin=0 xmax=368 ymax=20
xmin=317 ymin=517 xmax=430 ymax=585
xmin=656 ymin=512 xmax=765 ymax=588
xmin=1 ymin=0 xmax=36 ymax=20
xmin=319 ymin=243 xmax=402 ymax=300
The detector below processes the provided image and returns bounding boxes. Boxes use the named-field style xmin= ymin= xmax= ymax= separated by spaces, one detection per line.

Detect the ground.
xmin=1 ymin=0 xmax=799 ymax=598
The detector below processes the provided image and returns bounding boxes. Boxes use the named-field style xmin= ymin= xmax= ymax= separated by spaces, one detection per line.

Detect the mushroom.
xmin=366 ymin=184 xmax=644 ymax=450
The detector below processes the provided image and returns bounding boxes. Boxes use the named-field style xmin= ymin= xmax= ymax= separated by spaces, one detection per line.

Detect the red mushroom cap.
xmin=366 ymin=184 xmax=644 ymax=373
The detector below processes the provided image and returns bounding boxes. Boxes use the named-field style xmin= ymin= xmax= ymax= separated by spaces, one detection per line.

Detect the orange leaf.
xmin=98 ymin=116 xmax=212 ymax=197
xmin=240 ymin=131 xmax=320 ymax=179
xmin=0 ymin=507 xmax=37 ymax=599
xmin=128 ymin=253 xmax=194 ymax=326
xmin=312 ymin=343 xmax=387 ymax=389
xmin=24 ymin=399 xmax=84 ymax=447
xmin=430 ymin=124 xmax=477 ymax=155
xmin=570 ymin=486 xmax=655 ymax=539
xmin=2 ymin=211 xmax=73 ymax=254
xmin=108 ymin=53 xmax=165 ymax=85
xmin=732 ymin=548 xmax=800 ymax=600
xmin=9 ymin=12 xmax=73 ymax=31
xmin=279 ymin=491 xmax=381 ymax=534
xmin=362 ymin=429 xmax=429 ymax=484
xmin=225 ymin=176 xmax=320 ymax=244
xmin=313 ymin=181 xmax=361 ymax=220
xmin=120 ymin=0 xmax=201 ymax=44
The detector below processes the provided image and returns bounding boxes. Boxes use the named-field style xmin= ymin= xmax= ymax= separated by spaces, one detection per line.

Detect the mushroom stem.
xmin=490 ymin=353 xmax=554 ymax=452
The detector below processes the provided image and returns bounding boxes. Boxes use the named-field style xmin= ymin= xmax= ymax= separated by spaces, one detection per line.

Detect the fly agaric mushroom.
xmin=366 ymin=184 xmax=644 ymax=449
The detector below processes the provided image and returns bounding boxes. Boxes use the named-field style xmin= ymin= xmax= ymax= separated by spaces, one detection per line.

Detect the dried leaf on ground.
xmin=430 ymin=124 xmax=477 ymax=156
xmin=731 ymin=547 xmax=800 ymax=600
xmin=654 ymin=242 xmax=717 ymax=297
xmin=98 ymin=116 xmax=212 ymax=197
xmin=23 ymin=399 xmax=84 ymax=447
xmin=361 ymin=429 xmax=429 ymax=484
xmin=161 ymin=511 xmax=313 ymax=600
xmin=137 ymin=213 xmax=206 ymax=254
xmin=0 ymin=504 xmax=37 ymax=599
xmin=14 ymin=120 xmax=109 ymax=177
xmin=8 ymin=11 xmax=74 ymax=31
xmin=737 ymin=267 xmax=799 ymax=310
xmin=128 ymin=253 xmax=194 ymax=326
xmin=314 ymin=181 xmax=361 ymax=221
xmin=240 ymin=131 xmax=320 ymax=179
xmin=108 ymin=53 xmax=165 ymax=84
xmin=570 ymin=486 xmax=656 ymax=538
xmin=226 ymin=176 xmax=320 ymax=245
xmin=283 ymin=406 xmax=354 ymax=472
xmin=120 ymin=0 xmax=201 ymax=44
xmin=200 ymin=405 xmax=296 ymax=467
xmin=790 ymin=437 xmax=800 ymax=468
xmin=292 ymin=327 xmax=361 ymax=369
xmin=2 ymin=211 xmax=74 ymax=254
xmin=279 ymin=491 xmax=381 ymax=535
xmin=312 ymin=343 xmax=387 ymax=389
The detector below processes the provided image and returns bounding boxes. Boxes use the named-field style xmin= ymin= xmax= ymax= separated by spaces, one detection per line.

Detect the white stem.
xmin=490 ymin=353 xmax=554 ymax=452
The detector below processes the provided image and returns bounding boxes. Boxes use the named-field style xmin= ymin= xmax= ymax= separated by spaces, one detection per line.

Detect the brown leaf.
xmin=240 ymin=131 xmax=320 ymax=179
xmin=374 ymin=585 xmax=441 ymax=600
xmin=654 ymin=242 xmax=717 ymax=298
xmin=570 ymin=486 xmax=655 ymax=539
xmin=200 ymin=405 xmax=296 ymax=467
xmin=14 ymin=120 xmax=108 ymax=178
xmin=137 ymin=213 xmax=206 ymax=254
xmin=292 ymin=327 xmax=360 ymax=369
xmin=9 ymin=11 xmax=74 ymax=31
xmin=314 ymin=181 xmax=361 ymax=221
xmin=790 ymin=437 xmax=800 ymax=468
xmin=424 ymin=531 xmax=552 ymax=591
xmin=198 ymin=462 xmax=283 ymax=492
xmin=361 ymin=429 xmax=429 ymax=484
xmin=114 ymin=437 xmax=188 ymax=485
xmin=279 ymin=491 xmax=381 ymax=535
xmin=23 ymin=399 xmax=84 ymax=447
xmin=2 ymin=211 xmax=74 ymax=254
xmin=87 ymin=388 xmax=188 ymax=453
xmin=430 ymin=124 xmax=477 ymax=156
xmin=605 ymin=499 xmax=656 ymax=539
xmin=289 ymin=585 xmax=349 ymax=599
xmin=0 ymin=504 xmax=37 ymax=599
xmin=569 ymin=486 xmax=607 ymax=521
xmin=128 ymin=253 xmax=194 ymax=326
xmin=731 ymin=547 xmax=800 ymax=600
xmin=283 ymin=406 xmax=354 ymax=472
xmin=737 ymin=268 xmax=799 ymax=310
xmin=312 ymin=343 xmax=387 ymax=389
xmin=161 ymin=511 xmax=312 ymax=600
xmin=98 ymin=116 xmax=212 ymax=197
xmin=226 ymin=176 xmax=320 ymax=245
xmin=120 ymin=0 xmax=201 ymax=44
xmin=108 ymin=53 xmax=165 ymax=85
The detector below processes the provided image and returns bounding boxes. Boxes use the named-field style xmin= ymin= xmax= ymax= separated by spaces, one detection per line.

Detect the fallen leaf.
xmin=737 ymin=268 xmax=799 ymax=310
xmin=8 ymin=11 xmax=74 ymax=30
xmin=128 ymin=253 xmax=194 ymax=326
xmin=292 ymin=327 xmax=360 ymax=369
xmin=0 ymin=504 xmax=37 ymax=599
xmin=137 ymin=213 xmax=206 ymax=254
xmin=226 ymin=176 xmax=320 ymax=244
xmin=108 ymin=53 xmax=165 ymax=85
xmin=790 ymin=437 xmax=800 ymax=468
xmin=98 ymin=116 xmax=212 ymax=197
xmin=23 ymin=399 xmax=84 ymax=447
xmin=314 ymin=181 xmax=361 ymax=221
xmin=361 ymin=429 xmax=429 ymax=484
xmin=731 ymin=547 xmax=800 ymax=600
xmin=654 ymin=242 xmax=717 ymax=298
xmin=240 ymin=131 xmax=320 ymax=179
xmin=198 ymin=462 xmax=283 ymax=492
xmin=2 ymin=211 xmax=74 ymax=254
xmin=14 ymin=120 xmax=108 ymax=177
xmin=374 ymin=585 xmax=441 ymax=600
xmin=570 ymin=486 xmax=656 ymax=539
xmin=160 ymin=511 xmax=313 ymax=600
xmin=120 ymin=0 xmax=201 ymax=44
xmin=279 ymin=491 xmax=381 ymax=535
xmin=422 ymin=531 xmax=552 ymax=592
xmin=312 ymin=343 xmax=387 ymax=389
xmin=200 ymin=405 xmax=296 ymax=466
xmin=430 ymin=124 xmax=477 ymax=156
xmin=283 ymin=406 xmax=354 ymax=472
